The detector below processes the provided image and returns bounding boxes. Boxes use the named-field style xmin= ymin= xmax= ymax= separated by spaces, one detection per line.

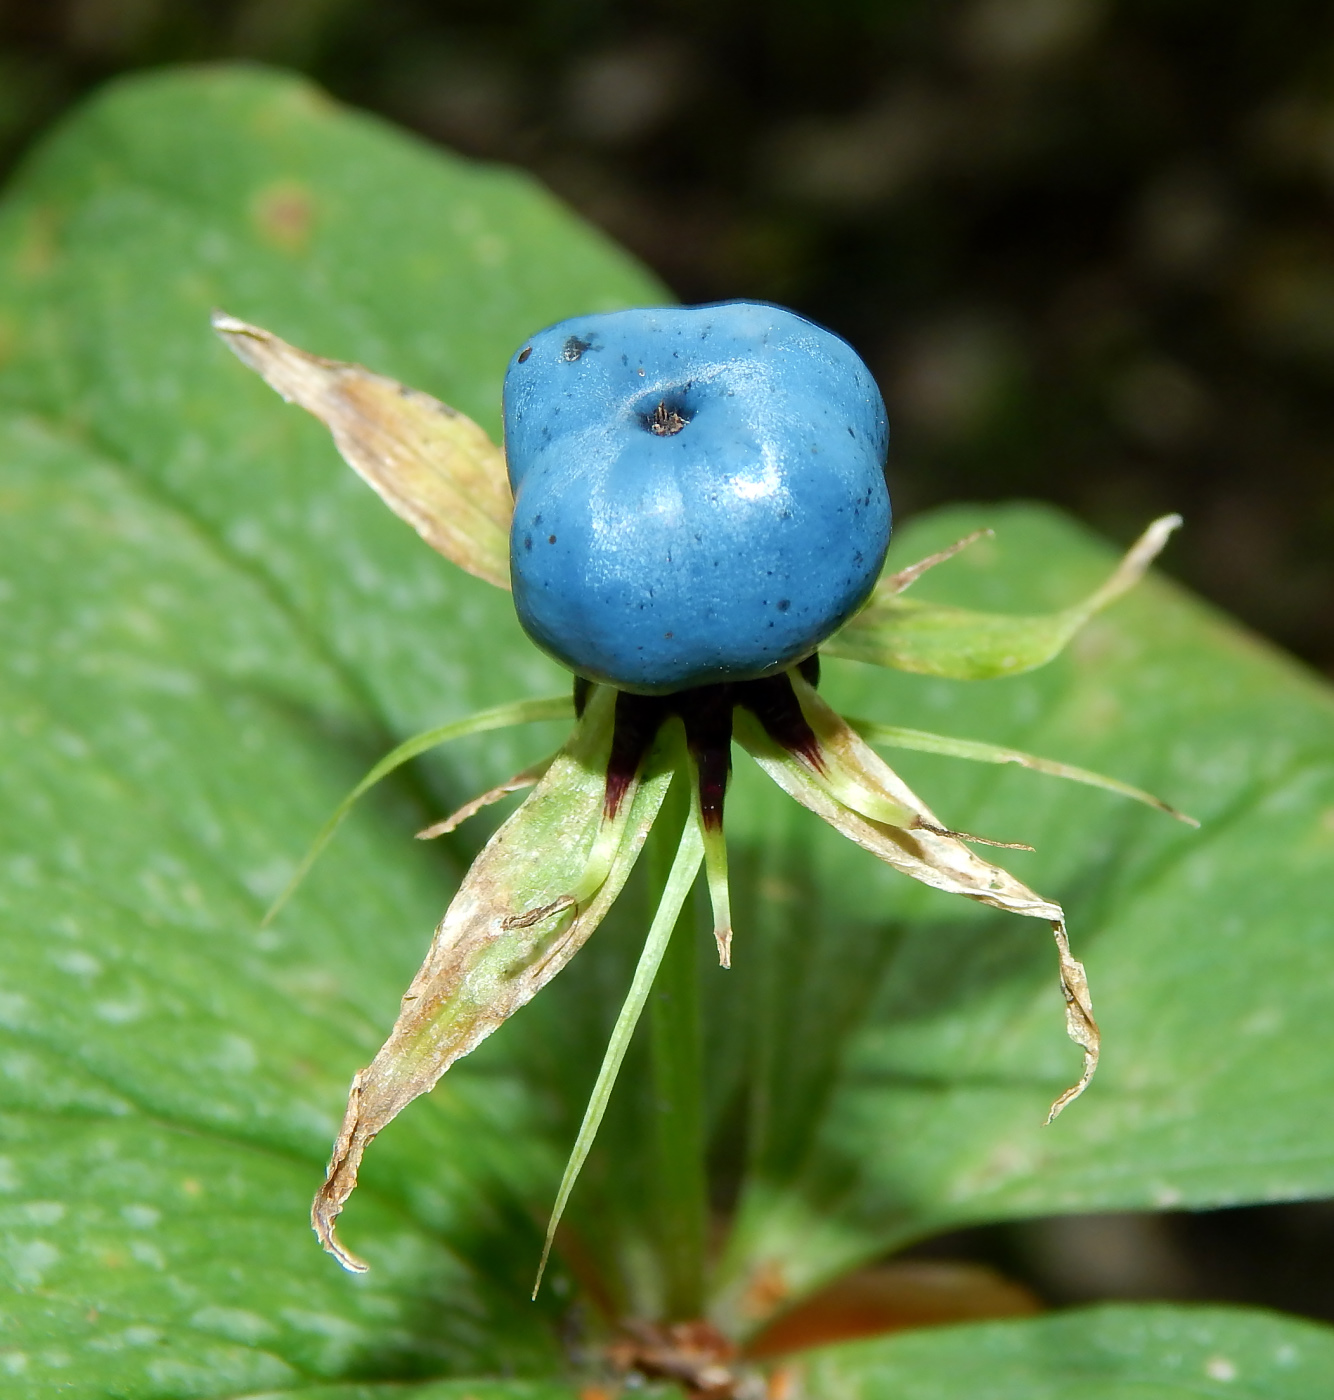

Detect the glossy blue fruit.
xmin=503 ymin=302 xmax=891 ymax=694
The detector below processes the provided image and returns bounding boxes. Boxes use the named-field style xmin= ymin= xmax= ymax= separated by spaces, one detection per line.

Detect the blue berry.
xmin=503 ymin=302 xmax=891 ymax=694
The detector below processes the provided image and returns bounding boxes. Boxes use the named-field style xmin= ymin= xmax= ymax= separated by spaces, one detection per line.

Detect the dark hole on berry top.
xmin=641 ymin=396 xmax=690 ymax=436
xmin=562 ymin=335 xmax=594 ymax=362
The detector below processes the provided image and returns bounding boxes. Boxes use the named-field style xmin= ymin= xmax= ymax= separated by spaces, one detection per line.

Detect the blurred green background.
xmin=3 ymin=0 xmax=1333 ymax=673
xmin=4 ymin=0 xmax=1334 ymax=1329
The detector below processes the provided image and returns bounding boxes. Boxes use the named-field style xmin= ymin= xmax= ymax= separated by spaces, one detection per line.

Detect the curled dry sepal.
xmin=212 ymin=309 xmax=1192 ymax=1278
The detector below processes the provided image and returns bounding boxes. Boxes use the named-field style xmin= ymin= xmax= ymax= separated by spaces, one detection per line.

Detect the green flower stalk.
xmin=213 ymin=309 xmax=1194 ymax=1291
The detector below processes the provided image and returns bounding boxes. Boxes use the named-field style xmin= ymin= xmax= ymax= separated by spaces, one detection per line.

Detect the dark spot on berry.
xmin=563 ymin=335 xmax=593 ymax=362
xmin=523 ymin=535 xmax=533 ymax=551
xmin=664 ymin=631 xmax=674 ymax=639
xmin=548 ymin=534 xmax=557 ymax=544
xmin=777 ymin=599 xmax=791 ymax=611
xmin=847 ymin=426 xmax=855 ymax=437
xmin=517 ymin=346 xmax=533 ymax=363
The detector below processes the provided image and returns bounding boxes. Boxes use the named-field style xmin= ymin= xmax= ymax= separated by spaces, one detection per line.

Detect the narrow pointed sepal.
xmin=312 ymin=685 xmax=671 ymax=1271
xmin=416 ymin=753 xmax=558 ymax=839
xmin=533 ymin=792 xmax=705 ymax=1298
xmin=261 ymin=695 xmax=572 ymax=927
xmin=681 ymin=690 xmax=735 ymax=968
xmin=737 ymin=676 xmax=1057 ymax=920
xmin=698 ymin=817 xmax=734 ymax=969
xmin=825 ymin=514 xmax=1181 ymax=679
xmin=212 ymin=312 xmax=513 ymax=589
xmin=848 ymin=717 xmax=1198 ymax=826
xmin=870 ymin=527 xmax=993 ymax=599
xmin=736 ymin=672 xmax=1100 ymax=1115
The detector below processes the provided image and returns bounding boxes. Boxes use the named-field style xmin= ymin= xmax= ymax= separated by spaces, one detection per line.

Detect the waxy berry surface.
xmin=504 ymin=302 xmax=891 ymax=694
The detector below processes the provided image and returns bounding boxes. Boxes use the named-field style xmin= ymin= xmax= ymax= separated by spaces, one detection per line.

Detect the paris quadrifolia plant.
xmin=212 ymin=302 xmax=1194 ymax=1299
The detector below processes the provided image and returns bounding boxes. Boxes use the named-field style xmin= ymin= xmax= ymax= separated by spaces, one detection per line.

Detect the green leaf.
xmin=797 ymin=1303 xmax=1334 ymax=1399
xmin=240 ymin=1388 xmax=579 ymax=1400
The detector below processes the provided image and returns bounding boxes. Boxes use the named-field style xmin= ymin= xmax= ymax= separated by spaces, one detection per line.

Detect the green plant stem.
xmin=646 ymin=772 xmax=710 ymax=1320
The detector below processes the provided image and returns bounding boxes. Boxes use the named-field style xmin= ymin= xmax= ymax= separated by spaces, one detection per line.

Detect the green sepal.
xmin=533 ymin=751 xmax=704 ymax=1298
xmin=825 ymin=515 xmax=1180 ymax=679
xmin=686 ymin=750 xmax=735 ymax=967
xmin=847 ymin=717 xmax=1198 ymax=826
xmin=312 ymin=685 xmax=672 ymax=1271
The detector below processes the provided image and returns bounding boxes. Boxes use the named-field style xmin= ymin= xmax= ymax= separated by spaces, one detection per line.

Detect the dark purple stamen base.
xmin=592 ymin=659 xmax=822 ymax=827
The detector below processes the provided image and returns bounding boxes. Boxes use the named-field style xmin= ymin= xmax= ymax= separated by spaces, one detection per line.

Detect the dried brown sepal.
xmin=415 ymin=753 xmax=557 ymax=839
xmin=212 ymin=311 xmax=512 ymax=589
xmin=736 ymin=673 xmax=1099 ymax=1115
xmin=1047 ymin=918 xmax=1099 ymax=1122
xmin=872 ymin=528 xmax=995 ymax=600
xmin=312 ymin=686 xmax=671 ymax=1270
xmin=737 ymin=678 xmax=1060 ymax=920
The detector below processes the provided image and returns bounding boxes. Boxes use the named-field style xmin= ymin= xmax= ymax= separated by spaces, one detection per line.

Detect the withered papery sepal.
xmin=212 ymin=312 xmax=513 ymax=589
xmin=825 ymin=514 xmax=1181 ymax=680
xmin=313 ymin=685 xmax=672 ymax=1271
xmin=734 ymin=674 xmax=1098 ymax=1118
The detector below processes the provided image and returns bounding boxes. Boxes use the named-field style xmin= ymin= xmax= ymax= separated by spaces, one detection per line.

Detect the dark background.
xmin=4 ymin=0 xmax=1333 ymax=1327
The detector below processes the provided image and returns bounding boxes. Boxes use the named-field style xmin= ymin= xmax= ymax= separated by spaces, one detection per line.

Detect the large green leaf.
xmin=3 ymin=62 xmax=1334 ymax=1399
xmin=797 ymin=1304 xmax=1334 ymax=1399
